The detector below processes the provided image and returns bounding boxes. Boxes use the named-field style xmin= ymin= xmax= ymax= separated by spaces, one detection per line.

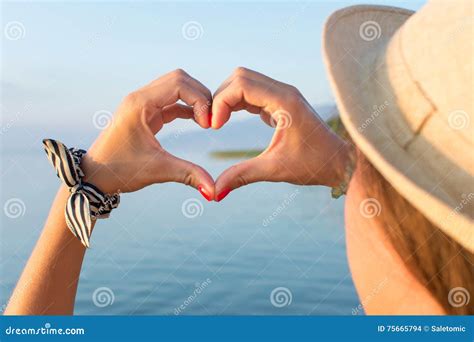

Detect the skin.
xmin=5 ymin=69 xmax=215 ymax=314
xmin=345 ymin=165 xmax=445 ymax=314
xmin=5 ymin=67 xmax=441 ymax=315
xmin=211 ymin=67 xmax=350 ymax=199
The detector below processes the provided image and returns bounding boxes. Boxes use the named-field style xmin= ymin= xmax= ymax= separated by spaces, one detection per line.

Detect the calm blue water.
xmin=0 ymin=118 xmax=359 ymax=315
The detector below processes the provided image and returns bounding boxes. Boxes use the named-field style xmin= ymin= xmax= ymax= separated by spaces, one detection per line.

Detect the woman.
xmin=5 ymin=1 xmax=473 ymax=315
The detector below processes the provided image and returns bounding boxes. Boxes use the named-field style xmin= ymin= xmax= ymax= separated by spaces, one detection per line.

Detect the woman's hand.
xmin=81 ymin=69 xmax=215 ymax=200
xmin=211 ymin=67 xmax=351 ymax=201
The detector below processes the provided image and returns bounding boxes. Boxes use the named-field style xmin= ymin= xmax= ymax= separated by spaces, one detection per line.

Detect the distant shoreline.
xmin=210 ymin=116 xmax=347 ymax=160
xmin=210 ymin=149 xmax=263 ymax=159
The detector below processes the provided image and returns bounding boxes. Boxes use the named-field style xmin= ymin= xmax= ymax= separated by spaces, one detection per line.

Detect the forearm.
xmin=4 ymin=186 xmax=93 ymax=315
xmin=3 ymin=69 xmax=219 ymax=315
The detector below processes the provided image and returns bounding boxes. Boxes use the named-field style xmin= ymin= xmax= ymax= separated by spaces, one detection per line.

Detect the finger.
xmin=161 ymin=104 xmax=195 ymax=123
xmin=141 ymin=82 xmax=210 ymax=129
xmin=214 ymin=67 xmax=278 ymax=99
xmin=148 ymin=69 xmax=212 ymax=99
xmin=259 ymin=112 xmax=274 ymax=127
xmin=176 ymin=75 xmax=212 ymax=128
xmin=158 ymin=152 xmax=215 ymax=201
xmin=146 ymin=104 xmax=195 ymax=134
xmin=140 ymin=69 xmax=212 ymax=129
xmin=212 ymin=68 xmax=285 ymax=129
xmin=212 ymin=76 xmax=278 ymax=129
xmin=213 ymin=74 xmax=235 ymax=99
xmin=214 ymin=155 xmax=272 ymax=202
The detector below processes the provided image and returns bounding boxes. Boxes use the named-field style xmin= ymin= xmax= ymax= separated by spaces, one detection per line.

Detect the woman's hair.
xmin=355 ymin=149 xmax=474 ymax=314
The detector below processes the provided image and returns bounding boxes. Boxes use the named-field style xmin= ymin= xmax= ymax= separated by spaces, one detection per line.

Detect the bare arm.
xmin=4 ymin=69 xmax=215 ymax=315
xmin=5 ymin=187 xmax=89 ymax=314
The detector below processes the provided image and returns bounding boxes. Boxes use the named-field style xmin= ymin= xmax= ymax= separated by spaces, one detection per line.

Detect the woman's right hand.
xmin=211 ymin=67 xmax=351 ymax=201
xmin=81 ymin=69 xmax=215 ymax=200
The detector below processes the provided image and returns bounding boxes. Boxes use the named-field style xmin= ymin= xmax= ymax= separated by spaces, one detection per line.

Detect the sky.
xmin=1 ymin=0 xmax=424 ymax=134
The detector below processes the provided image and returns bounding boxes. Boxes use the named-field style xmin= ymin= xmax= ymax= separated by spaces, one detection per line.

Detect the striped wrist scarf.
xmin=42 ymin=139 xmax=120 ymax=248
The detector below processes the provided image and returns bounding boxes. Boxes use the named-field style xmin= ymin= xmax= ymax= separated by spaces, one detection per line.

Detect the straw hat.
xmin=323 ymin=0 xmax=473 ymax=252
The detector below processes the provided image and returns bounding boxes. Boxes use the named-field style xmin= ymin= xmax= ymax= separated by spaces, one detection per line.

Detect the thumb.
xmin=159 ymin=152 xmax=215 ymax=201
xmin=214 ymin=155 xmax=272 ymax=202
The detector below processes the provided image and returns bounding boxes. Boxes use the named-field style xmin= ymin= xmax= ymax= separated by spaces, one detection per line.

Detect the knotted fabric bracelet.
xmin=330 ymin=144 xmax=356 ymax=199
xmin=42 ymin=139 xmax=120 ymax=248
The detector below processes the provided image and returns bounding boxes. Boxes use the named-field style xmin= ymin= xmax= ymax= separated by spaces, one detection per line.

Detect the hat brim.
xmin=323 ymin=5 xmax=473 ymax=252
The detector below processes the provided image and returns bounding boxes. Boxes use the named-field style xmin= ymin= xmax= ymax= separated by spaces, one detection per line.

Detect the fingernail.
xmin=198 ymin=185 xmax=212 ymax=201
xmin=216 ymin=188 xmax=231 ymax=202
xmin=208 ymin=111 xmax=213 ymax=128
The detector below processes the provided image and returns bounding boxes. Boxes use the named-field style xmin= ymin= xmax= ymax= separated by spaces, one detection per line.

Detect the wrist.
xmin=80 ymin=154 xmax=121 ymax=194
xmin=328 ymin=138 xmax=355 ymax=198
xmin=321 ymin=133 xmax=354 ymax=189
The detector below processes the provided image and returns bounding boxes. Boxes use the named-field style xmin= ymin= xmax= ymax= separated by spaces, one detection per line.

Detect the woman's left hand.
xmin=211 ymin=67 xmax=351 ymax=201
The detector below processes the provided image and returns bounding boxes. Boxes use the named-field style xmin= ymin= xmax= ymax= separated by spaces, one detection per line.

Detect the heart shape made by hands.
xmin=153 ymin=67 xmax=344 ymax=203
